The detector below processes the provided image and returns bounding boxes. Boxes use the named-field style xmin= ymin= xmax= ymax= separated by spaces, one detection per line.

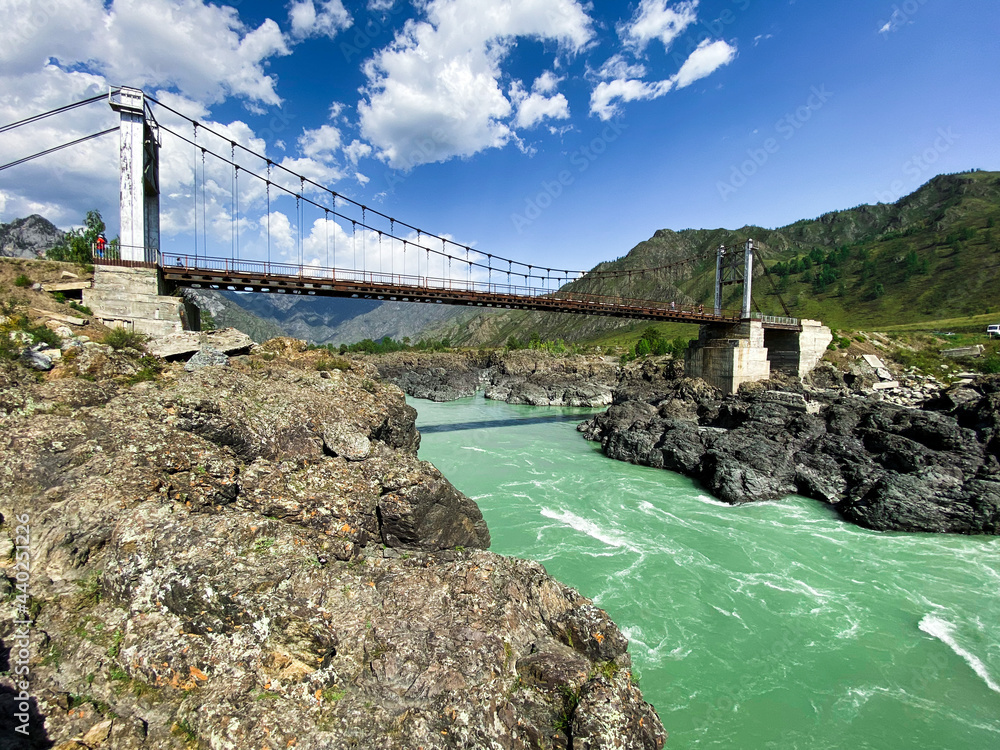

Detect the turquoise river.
xmin=410 ymin=394 xmax=1000 ymax=749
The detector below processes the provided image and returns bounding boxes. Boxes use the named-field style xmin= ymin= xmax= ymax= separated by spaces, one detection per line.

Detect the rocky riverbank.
xmin=374 ymin=350 xmax=619 ymax=407
xmin=368 ymin=347 xmax=999 ymax=534
xmin=0 ymin=339 xmax=665 ymax=749
xmin=579 ymin=366 xmax=1000 ymax=536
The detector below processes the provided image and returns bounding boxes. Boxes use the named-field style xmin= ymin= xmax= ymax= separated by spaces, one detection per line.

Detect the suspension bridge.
xmin=1 ymin=87 xmax=831 ymax=392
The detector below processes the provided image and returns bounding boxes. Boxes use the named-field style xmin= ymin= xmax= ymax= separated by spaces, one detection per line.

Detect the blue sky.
xmin=1 ymin=0 xmax=998 ymax=276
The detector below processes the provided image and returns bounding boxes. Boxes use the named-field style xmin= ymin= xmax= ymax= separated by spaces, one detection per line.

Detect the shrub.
xmin=69 ymin=301 xmax=93 ymax=316
xmin=27 ymin=324 xmax=61 ymax=349
xmin=52 ymin=292 xmax=67 ymax=303
xmin=126 ymin=355 xmax=164 ymax=385
xmin=0 ymin=336 xmax=18 ymax=361
xmin=14 ymin=274 xmax=32 ymax=288
xmin=315 ymin=357 xmax=351 ymax=372
xmin=104 ymin=327 xmax=148 ymax=351
xmin=981 ymin=356 xmax=1000 ymax=374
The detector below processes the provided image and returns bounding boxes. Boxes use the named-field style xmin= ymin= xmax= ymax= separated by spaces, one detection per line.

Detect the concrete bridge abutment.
xmin=685 ymin=319 xmax=832 ymax=394
xmin=84 ymin=265 xmax=200 ymax=337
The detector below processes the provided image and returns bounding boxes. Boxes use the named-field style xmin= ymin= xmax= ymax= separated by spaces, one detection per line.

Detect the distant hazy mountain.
xmin=183 ymin=289 xmax=287 ymax=342
xmin=0 ymin=214 xmax=64 ymax=259
xmin=187 ymin=288 xmax=461 ymax=345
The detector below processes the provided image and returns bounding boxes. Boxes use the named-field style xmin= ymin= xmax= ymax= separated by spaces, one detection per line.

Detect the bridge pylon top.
xmin=109 ymin=87 xmax=144 ymax=115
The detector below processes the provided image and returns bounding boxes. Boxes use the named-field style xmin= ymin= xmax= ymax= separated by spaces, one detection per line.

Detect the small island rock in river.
xmin=375 ymin=350 xmax=619 ymax=407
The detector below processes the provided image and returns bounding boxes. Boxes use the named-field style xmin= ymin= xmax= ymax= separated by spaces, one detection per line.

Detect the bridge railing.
xmin=747 ymin=312 xmax=800 ymax=327
xmin=154 ymin=252 xmax=749 ymax=321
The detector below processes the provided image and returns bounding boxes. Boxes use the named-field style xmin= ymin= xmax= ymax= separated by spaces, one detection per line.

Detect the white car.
xmin=988 ymin=324 xmax=1000 ymax=338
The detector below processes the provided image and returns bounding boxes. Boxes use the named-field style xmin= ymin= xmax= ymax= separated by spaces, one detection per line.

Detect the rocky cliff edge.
xmin=0 ymin=340 xmax=664 ymax=749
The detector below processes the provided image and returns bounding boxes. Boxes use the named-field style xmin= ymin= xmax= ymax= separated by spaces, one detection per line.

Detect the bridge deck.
xmin=127 ymin=255 xmax=800 ymax=329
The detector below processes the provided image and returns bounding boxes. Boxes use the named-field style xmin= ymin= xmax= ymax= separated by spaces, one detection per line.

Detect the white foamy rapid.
xmin=919 ymin=614 xmax=1000 ymax=694
xmin=540 ymin=507 xmax=636 ymax=551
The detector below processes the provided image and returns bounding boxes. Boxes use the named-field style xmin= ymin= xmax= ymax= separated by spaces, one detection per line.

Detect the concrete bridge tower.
xmin=110 ymin=88 xmax=160 ymax=263
xmin=83 ymin=88 xmax=199 ymax=336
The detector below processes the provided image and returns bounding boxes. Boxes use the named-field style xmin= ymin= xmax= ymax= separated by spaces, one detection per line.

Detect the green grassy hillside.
xmin=429 ymin=170 xmax=1000 ymax=346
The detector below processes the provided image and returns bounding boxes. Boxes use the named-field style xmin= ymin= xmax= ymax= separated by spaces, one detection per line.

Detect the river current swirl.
xmin=411 ymin=394 xmax=1000 ymax=749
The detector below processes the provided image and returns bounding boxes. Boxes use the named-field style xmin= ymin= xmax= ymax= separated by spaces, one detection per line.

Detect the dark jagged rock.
xmin=0 ymin=348 xmax=664 ymax=749
xmin=374 ymin=351 xmax=486 ymax=402
xmin=581 ymin=371 xmax=1000 ymax=535
xmin=611 ymin=357 xmax=685 ymax=405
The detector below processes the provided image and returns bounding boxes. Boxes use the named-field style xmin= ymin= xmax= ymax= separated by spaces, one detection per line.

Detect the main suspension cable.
xmin=148 ymin=95 xmax=587 ymax=280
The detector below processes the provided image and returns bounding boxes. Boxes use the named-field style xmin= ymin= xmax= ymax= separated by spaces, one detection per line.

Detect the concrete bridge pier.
xmin=685 ymin=319 xmax=832 ymax=394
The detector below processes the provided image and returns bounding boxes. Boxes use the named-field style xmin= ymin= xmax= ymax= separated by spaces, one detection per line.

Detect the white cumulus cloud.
xmin=358 ymin=0 xmax=595 ymax=168
xmin=0 ymin=1 xmax=367 ymax=237
xmin=298 ymin=125 xmax=344 ymax=163
xmin=344 ymin=140 xmax=373 ymax=164
xmin=590 ymin=77 xmax=672 ymax=121
xmin=511 ymin=73 xmax=570 ymax=129
xmin=0 ymin=0 xmax=293 ymax=107
xmin=588 ymin=34 xmax=735 ymax=119
xmin=673 ymin=38 xmax=736 ymax=88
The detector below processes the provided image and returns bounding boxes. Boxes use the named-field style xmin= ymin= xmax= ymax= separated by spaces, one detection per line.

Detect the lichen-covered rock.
xmin=321 ymin=421 xmax=371 ymax=460
xmin=0 ymin=349 xmax=664 ymax=749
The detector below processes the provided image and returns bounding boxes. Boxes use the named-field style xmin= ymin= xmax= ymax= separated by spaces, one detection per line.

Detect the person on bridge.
xmin=95 ymin=234 xmax=107 ymax=259
xmin=698 ymin=303 xmax=704 ymax=314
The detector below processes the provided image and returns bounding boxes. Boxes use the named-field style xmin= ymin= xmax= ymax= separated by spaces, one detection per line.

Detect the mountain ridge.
xmin=0 ymin=214 xmax=64 ymax=259
xmin=423 ymin=169 xmax=1000 ymax=345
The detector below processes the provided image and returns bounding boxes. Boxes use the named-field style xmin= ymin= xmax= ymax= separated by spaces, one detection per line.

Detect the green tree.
xmin=48 ymin=210 xmax=118 ymax=264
